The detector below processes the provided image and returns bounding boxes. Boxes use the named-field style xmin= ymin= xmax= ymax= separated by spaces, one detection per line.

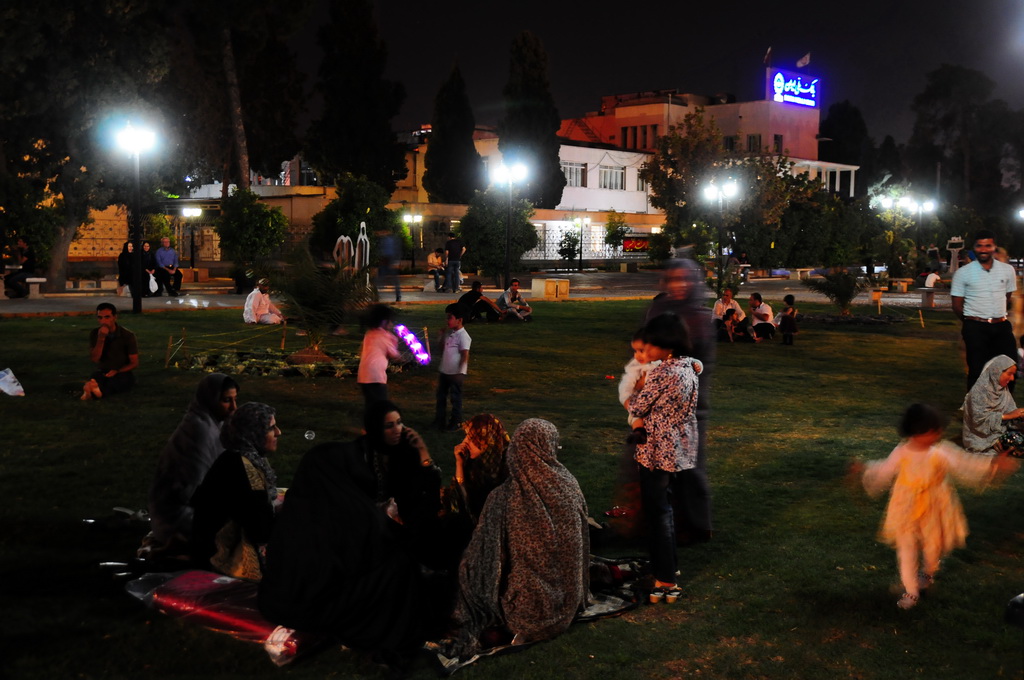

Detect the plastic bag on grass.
xmin=0 ymin=368 xmax=25 ymax=396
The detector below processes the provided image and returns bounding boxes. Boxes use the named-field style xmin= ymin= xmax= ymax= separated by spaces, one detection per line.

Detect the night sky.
xmin=318 ymin=0 xmax=1024 ymax=145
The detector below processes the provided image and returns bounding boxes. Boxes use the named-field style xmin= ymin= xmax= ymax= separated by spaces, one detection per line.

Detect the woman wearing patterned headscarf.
xmin=190 ymin=402 xmax=280 ymax=580
xmin=450 ymin=419 xmax=589 ymax=657
xmin=963 ymin=355 xmax=1024 ymax=456
xmin=145 ymin=373 xmax=239 ymax=557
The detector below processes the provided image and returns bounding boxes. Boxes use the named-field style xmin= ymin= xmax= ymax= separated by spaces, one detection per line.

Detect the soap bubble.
xmin=304 ymin=430 xmax=316 ymax=441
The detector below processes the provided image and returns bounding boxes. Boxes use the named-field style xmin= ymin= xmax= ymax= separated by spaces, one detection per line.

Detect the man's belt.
xmin=964 ymin=316 xmax=1008 ymax=323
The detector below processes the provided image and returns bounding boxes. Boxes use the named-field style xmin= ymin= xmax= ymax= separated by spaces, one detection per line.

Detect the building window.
xmin=561 ymin=161 xmax=587 ymax=188
xmin=723 ymin=136 xmax=737 ymax=152
xmin=651 ymin=124 xmax=658 ymax=141
xmin=636 ymin=173 xmax=647 ymax=192
xmin=620 ymin=126 xmax=628 ymax=149
xmin=640 ymin=126 xmax=648 ymax=149
xmin=599 ymin=165 xmax=625 ymax=190
xmin=746 ymin=134 xmax=762 ymax=153
xmin=773 ymin=134 xmax=784 ymax=154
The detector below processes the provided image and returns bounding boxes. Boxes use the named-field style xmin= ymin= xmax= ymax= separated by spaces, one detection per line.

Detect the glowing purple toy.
xmin=394 ymin=324 xmax=431 ymax=365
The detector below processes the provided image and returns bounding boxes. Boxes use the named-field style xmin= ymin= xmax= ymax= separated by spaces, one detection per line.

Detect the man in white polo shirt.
xmin=950 ymin=229 xmax=1018 ymax=390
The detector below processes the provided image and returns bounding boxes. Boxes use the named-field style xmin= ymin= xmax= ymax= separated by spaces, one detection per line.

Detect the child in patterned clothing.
xmin=629 ymin=313 xmax=701 ymax=603
xmin=859 ymin=403 xmax=1016 ymax=609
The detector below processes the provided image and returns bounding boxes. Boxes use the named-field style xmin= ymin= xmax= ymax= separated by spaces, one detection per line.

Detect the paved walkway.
xmin=0 ymin=271 xmax=950 ymax=318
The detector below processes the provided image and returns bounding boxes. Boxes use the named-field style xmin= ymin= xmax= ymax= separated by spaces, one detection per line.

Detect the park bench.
xmin=890 ymin=279 xmax=914 ymax=293
xmin=25 ymin=277 xmax=47 ymax=298
xmin=789 ymin=268 xmax=814 ymax=281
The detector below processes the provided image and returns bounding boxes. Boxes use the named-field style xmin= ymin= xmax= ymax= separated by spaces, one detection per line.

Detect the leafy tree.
xmin=459 ymin=189 xmax=537 ymax=284
xmin=216 ymin=188 xmax=288 ymax=268
xmin=498 ymin=31 xmax=566 ymax=209
xmin=160 ymin=1 xmax=309 ymax=193
xmin=422 ymin=65 xmax=485 ymax=204
xmin=603 ymin=210 xmax=630 ymax=250
xmin=906 ymin=64 xmax=1015 ymax=211
xmin=304 ymin=0 xmax=407 ymax=192
xmin=639 ymin=108 xmax=725 ymax=244
xmin=557 ymin=232 xmax=580 ymax=264
xmin=142 ymin=214 xmax=174 ymax=244
xmin=308 ymin=174 xmax=399 ymax=258
xmin=646 ymin=232 xmax=673 ymax=264
xmin=0 ymin=1 xmax=178 ymax=291
xmin=0 ymin=174 xmax=63 ymax=268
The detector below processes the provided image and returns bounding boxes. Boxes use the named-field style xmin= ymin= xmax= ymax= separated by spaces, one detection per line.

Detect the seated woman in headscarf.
xmin=361 ymin=400 xmax=442 ymax=559
xmin=963 ymin=355 xmax=1024 ymax=456
xmin=449 ymin=419 xmax=590 ymax=657
xmin=143 ymin=373 xmax=239 ymax=558
xmin=258 ymin=441 xmax=425 ymax=669
xmin=190 ymin=402 xmax=280 ymax=580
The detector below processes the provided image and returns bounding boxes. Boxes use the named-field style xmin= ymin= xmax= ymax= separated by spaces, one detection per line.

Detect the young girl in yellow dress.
xmin=860 ymin=403 xmax=1016 ymax=609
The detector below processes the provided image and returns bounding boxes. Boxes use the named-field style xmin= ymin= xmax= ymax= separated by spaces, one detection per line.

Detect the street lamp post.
xmin=703 ymin=179 xmax=739 ymax=295
xmin=116 ymin=123 xmax=156 ymax=314
xmin=573 ymin=216 xmax=591 ymax=272
xmin=491 ymin=163 xmax=528 ymax=288
xmin=403 ymin=213 xmax=423 ymax=270
xmin=182 ymin=208 xmax=202 ymax=272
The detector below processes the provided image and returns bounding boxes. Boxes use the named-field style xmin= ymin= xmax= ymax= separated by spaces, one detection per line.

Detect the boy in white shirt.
xmin=434 ymin=303 xmax=472 ymax=431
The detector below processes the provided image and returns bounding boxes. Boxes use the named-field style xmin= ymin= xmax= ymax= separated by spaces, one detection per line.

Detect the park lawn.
xmin=2 ymin=299 xmax=1022 ymax=679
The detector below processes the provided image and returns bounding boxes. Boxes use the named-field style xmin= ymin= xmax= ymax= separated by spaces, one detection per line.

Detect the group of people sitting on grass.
xmin=132 ymin=261 xmax=715 ymax=671
xmin=711 ymin=288 xmax=798 ymax=345
xmin=142 ymin=392 xmax=590 ymax=671
xmin=457 ymin=279 xmax=533 ymax=322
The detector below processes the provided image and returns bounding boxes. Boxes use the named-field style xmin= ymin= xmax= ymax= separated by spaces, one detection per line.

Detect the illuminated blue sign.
xmin=766 ymin=68 xmax=820 ymax=108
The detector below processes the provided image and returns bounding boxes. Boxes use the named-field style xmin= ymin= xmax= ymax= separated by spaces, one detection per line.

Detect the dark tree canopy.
xmin=0 ymin=0 xmax=178 ymax=290
xmin=498 ymin=31 xmax=566 ymax=209
xmin=906 ymin=64 xmax=1014 ymax=210
xmin=819 ymin=100 xmax=874 ymax=196
xmin=422 ymin=64 xmax=485 ymax=204
xmin=160 ymin=0 xmax=310 ymax=190
xmin=303 ymin=0 xmax=407 ymax=192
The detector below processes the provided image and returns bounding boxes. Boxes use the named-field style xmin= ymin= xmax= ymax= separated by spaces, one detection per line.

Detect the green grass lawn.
xmin=2 ymin=299 xmax=1023 ymax=679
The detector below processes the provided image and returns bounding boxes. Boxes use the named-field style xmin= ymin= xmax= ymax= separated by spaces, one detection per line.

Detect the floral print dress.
xmin=629 ymin=356 xmax=700 ymax=472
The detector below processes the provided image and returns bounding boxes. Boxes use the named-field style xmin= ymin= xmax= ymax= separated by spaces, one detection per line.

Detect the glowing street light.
xmin=117 ymin=122 xmax=156 ymax=314
xmin=403 ymin=213 xmax=423 ymax=270
xmin=181 ymin=207 xmax=203 ymax=271
xmin=704 ymin=179 xmax=740 ymax=294
xmin=490 ymin=162 xmax=528 ymax=288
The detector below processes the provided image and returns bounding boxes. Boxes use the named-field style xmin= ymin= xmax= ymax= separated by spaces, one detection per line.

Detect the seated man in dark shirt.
xmin=5 ymin=237 xmax=37 ymax=299
xmin=82 ymin=302 xmax=139 ymax=400
xmin=458 ymin=280 xmax=500 ymax=323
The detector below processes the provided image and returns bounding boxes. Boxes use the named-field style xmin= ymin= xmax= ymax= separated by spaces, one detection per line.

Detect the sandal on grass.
xmin=897 ymin=592 xmax=919 ymax=610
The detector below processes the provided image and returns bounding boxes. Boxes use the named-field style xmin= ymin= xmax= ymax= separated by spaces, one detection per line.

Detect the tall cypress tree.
xmin=304 ymin=0 xmax=407 ymax=192
xmin=422 ymin=64 xmax=485 ymax=204
xmin=498 ymin=31 xmax=566 ymax=209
